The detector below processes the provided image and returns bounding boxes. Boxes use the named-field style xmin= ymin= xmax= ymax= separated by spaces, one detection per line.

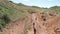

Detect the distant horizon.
xmin=10 ymin=0 xmax=60 ymax=8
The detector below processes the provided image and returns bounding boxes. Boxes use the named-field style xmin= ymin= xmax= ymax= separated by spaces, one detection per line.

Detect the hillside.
xmin=0 ymin=0 xmax=60 ymax=34
xmin=0 ymin=0 xmax=29 ymax=26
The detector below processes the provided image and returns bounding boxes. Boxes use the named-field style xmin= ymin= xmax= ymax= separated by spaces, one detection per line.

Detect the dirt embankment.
xmin=0 ymin=13 xmax=60 ymax=34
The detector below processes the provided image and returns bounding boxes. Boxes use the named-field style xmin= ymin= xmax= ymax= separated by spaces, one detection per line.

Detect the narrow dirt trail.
xmin=30 ymin=13 xmax=48 ymax=34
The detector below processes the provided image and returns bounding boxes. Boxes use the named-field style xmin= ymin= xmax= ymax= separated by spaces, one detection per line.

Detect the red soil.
xmin=0 ymin=13 xmax=60 ymax=34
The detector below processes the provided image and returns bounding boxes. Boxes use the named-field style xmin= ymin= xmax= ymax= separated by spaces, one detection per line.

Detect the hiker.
xmin=33 ymin=23 xmax=36 ymax=34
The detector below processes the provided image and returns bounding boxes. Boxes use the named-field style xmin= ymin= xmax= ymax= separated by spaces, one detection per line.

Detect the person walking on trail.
xmin=32 ymin=13 xmax=37 ymax=34
xmin=33 ymin=23 xmax=36 ymax=34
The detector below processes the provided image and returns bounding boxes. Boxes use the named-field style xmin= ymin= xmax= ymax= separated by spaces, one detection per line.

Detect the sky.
xmin=10 ymin=0 xmax=60 ymax=8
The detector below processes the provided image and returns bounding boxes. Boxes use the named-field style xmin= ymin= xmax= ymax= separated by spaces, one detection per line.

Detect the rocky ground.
xmin=0 ymin=13 xmax=60 ymax=34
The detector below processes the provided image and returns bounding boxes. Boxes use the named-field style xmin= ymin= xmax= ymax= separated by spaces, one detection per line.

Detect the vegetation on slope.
xmin=0 ymin=0 xmax=60 ymax=32
xmin=0 ymin=0 xmax=28 ymax=27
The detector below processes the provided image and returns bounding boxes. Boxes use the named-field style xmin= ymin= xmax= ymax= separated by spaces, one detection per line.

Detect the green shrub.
xmin=28 ymin=9 xmax=36 ymax=14
xmin=3 ymin=14 xmax=10 ymax=23
xmin=0 ymin=14 xmax=10 ymax=26
xmin=0 ymin=19 xmax=5 ymax=26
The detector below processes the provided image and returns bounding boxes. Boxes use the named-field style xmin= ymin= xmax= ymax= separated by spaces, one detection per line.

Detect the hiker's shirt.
xmin=32 ymin=14 xmax=37 ymax=30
